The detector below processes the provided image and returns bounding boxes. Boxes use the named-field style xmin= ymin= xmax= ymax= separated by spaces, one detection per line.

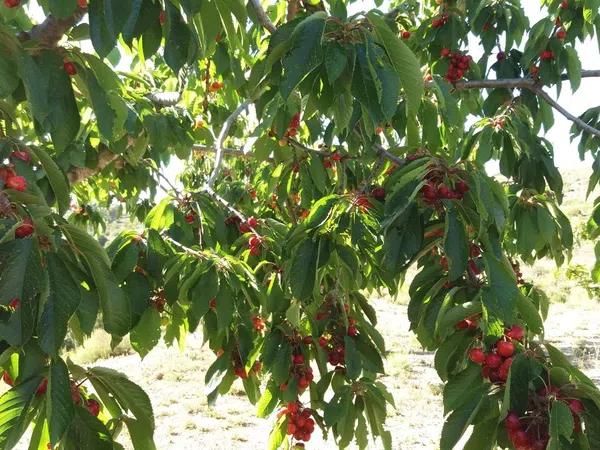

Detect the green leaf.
xmin=130 ymin=308 xmax=161 ymax=359
xmin=48 ymin=0 xmax=77 ymax=19
xmin=440 ymin=386 xmax=485 ymax=450
xmin=280 ymin=12 xmax=327 ymax=99
xmin=61 ymin=224 xmax=131 ymax=336
xmin=344 ymin=336 xmax=362 ymax=379
xmin=47 ymin=358 xmax=75 ymax=445
xmin=287 ymin=238 xmax=319 ymax=300
xmin=324 ymin=43 xmax=347 ymax=84
xmin=63 ymin=406 xmax=113 ymax=450
xmin=0 ymin=377 xmax=41 ymax=449
xmin=505 ymin=354 xmax=543 ymax=414
xmin=27 ymin=146 xmax=70 ymax=215
xmin=89 ymin=0 xmax=117 ymax=57
xmin=565 ymin=46 xmax=582 ymax=92
xmin=88 ymin=367 xmax=154 ymax=432
xmin=267 ymin=417 xmax=286 ymax=450
xmin=367 ymin=11 xmax=423 ymax=130
xmin=164 ymin=4 xmax=194 ymax=73
xmin=123 ymin=417 xmax=157 ymax=450
xmin=38 ymin=253 xmax=81 ymax=356
xmin=549 ymin=400 xmax=574 ymax=445
xmin=444 ymin=208 xmax=468 ymax=281
xmin=305 ymin=195 xmax=338 ymax=230
xmin=443 ymin=365 xmax=484 ymax=415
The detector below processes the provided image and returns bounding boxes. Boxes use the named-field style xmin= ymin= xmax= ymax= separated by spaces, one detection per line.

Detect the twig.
xmin=452 ymin=70 xmax=600 ymax=91
xmin=25 ymin=7 xmax=87 ymax=47
xmin=163 ymin=234 xmax=207 ymax=260
xmin=248 ymin=0 xmax=276 ymax=33
xmin=203 ymin=186 xmax=248 ymax=224
xmin=531 ymin=87 xmax=600 ymax=139
xmin=372 ymin=143 xmax=406 ymax=166
xmin=287 ymin=138 xmax=329 ymax=155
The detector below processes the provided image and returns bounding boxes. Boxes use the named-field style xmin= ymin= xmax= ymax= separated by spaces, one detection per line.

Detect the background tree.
xmin=0 ymin=0 xmax=600 ymax=449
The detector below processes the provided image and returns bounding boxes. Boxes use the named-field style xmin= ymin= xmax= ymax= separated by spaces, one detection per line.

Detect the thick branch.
xmin=67 ymin=147 xmax=119 ymax=184
xmin=248 ymin=0 xmax=277 ymax=33
xmin=453 ymin=70 xmax=600 ymax=90
xmin=532 ymin=87 xmax=600 ymax=139
xmin=26 ymin=7 xmax=87 ymax=47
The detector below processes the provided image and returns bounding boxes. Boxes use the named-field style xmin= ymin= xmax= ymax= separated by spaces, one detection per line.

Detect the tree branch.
xmin=249 ymin=0 xmax=276 ymax=33
xmin=25 ymin=7 xmax=87 ymax=47
xmin=67 ymin=147 xmax=119 ymax=184
xmin=532 ymin=87 xmax=600 ymax=139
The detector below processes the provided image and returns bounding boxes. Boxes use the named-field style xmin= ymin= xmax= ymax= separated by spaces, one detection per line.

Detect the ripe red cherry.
xmin=347 ymin=326 xmax=358 ymax=337
xmin=497 ymin=51 xmax=506 ymax=61
xmin=560 ymin=0 xmax=568 ymax=8
xmin=5 ymin=175 xmax=27 ymax=191
xmin=297 ymin=377 xmax=309 ymax=389
xmin=437 ymin=185 xmax=452 ymax=199
xmin=371 ymin=187 xmax=386 ymax=200
xmin=159 ymin=10 xmax=166 ymax=25
xmin=77 ymin=0 xmax=88 ymax=8
xmin=3 ymin=0 xmax=20 ymax=8
xmin=9 ymin=298 xmax=20 ymax=309
xmin=292 ymin=354 xmax=305 ymax=365
xmin=15 ymin=218 xmax=34 ymax=238
xmin=302 ymin=336 xmax=313 ymax=345
xmin=63 ymin=61 xmax=77 ymax=76
xmin=331 ymin=152 xmax=342 ymax=162
xmin=512 ymin=430 xmax=530 ymax=447
xmin=506 ymin=325 xmax=525 ymax=341
xmin=455 ymin=180 xmax=470 ymax=194
xmin=248 ymin=235 xmax=261 ymax=248
xmin=279 ymin=383 xmax=288 ymax=391
xmin=468 ymin=348 xmax=485 ymax=364
xmin=421 ymin=183 xmax=438 ymax=201
xmin=505 ymin=411 xmax=522 ymax=430
xmin=10 ymin=150 xmax=30 ymax=163
xmin=556 ymin=29 xmax=566 ymax=40
xmin=185 ymin=213 xmax=195 ymax=224
xmin=87 ymin=399 xmax=100 ymax=416
xmin=401 ymin=31 xmax=411 ymax=39
xmin=36 ymin=378 xmax=48 ymax=395
xmin=485 ymin=353 xmax=503 ymax=368
xmin=318 ymin=336 xmax=328 ymax=347
xmin=249 ymin=246 xmax=261 ymax=257
xmin=568 ymin=399 xmax=585 ymax=414
xmin=2 ymin=372 xmax=13 ymax=386
xmin=440 ymin=48 xmax=451 ymax=58
xmin=247 ymin=217 xmax=259 ymax=229
xmin=497 ymin=341 xmax=515 ymax=358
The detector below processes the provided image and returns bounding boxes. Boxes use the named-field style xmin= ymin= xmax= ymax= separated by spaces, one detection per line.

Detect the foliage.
xmin=0 ymin=0 xmax=599 ymax=449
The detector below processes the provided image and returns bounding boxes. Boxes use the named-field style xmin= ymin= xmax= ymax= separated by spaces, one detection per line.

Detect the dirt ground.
xmin=82 ymin=296 xmax=600 ymax=450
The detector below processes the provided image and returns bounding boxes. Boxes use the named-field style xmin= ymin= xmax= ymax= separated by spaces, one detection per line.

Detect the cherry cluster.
xmin=151 ymin=289 xmax=167 ymax=313
xmin=511 ymin=259 xmax=526 ymax=285
xmin=284 ymin=113 xmax=301 ymax=138
xmin=248 ymin=234 xmax=262 ymax=256
xmin=252 ymin=315 xmax=266 ymax=332
xmin=431 ymin=12 xmax=449 ymax=28
xmin=279 ymin=402 xmax=315 ymax=443
xmin=468 ymin=325 xmax=524 ymax=383
xmin=420 ymin=166 xmax=470 ymax=206
xmin=505 ymin=387 xmax=585 ymax=450
xmin=440 ymin=49 xmax=472 ymax=83
xmin=286 ymin=351 xmax=314 ymax=391
xmin=315 ymin=300 xmax=358 ymax=367
xmin=238 ymin=216 xmax=259 ymax=233
xmin=232 ymin=353 xmax=261 ymax=379
xmin=0 ymin=158 xmax=35 ymax=238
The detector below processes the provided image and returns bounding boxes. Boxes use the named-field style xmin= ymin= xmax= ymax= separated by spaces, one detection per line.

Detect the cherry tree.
xmin=0 ymin=0 xmax=600 ymax=449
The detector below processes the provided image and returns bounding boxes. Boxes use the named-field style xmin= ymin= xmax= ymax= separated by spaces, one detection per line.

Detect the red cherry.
xmin=234 ymin=367 xmax=247 ymax=379
xmin=318 ymin=336 xmax=328 ymax=347
xmin=375 ymin=126 xmax=383 ymax=135
xmin=302 ymin=336 xmax=313 ymax=345
xmin=371 ymin=187 xmax=386 ymax=200
xmin=279 ymin=383 xmax=288 ymax=391
xmin=36 ymin=378 xmax=48 ymax=395
xmin=497 ymin=51 xmax=506 ymax=61
xmin=347 ymin=326 xmax=358 ymax=337
xmin=185 ymin=213 xmax=195 ymax=224
xmin=63 ymin=61 xmax=77 ymax=76
xmin=556 ymin=29 xmax=566 ymax=40
xmin=10 ymin=150 xmax=30 ymax=163
xmin=421 ymin=184 xmax=438 ymax=201
xmin=401 ymin=31 xmax=411 ymax=39
xmin=568 ymin=399 xmax=585 ymax=414
xmin=497 ymin=341 xmax=515 ymax=358
xmin=2 ymin=372 xmax=13 ymax=386
xmin=247 ymin=216 xmax=258 ymax=228
xmin=3 ymin=0 xmax=20 ymax=8
xmin=506 ymin=325 xmax=525 ymax=341
xmin=77 ymin=0 xmax=88 ymax=8
xmin=468 ymin=259 xmax=481 ymax=275
xmin=15 ymin=218 xmax=34 ymax=238
xmin=331 ymin=152 xmax=342 ymax=162
xmin=512 ymin=430 xmax=530 ymax=447
xmin=469 ymin=244 xmax=481 ymax=257
xmin=86 ymin=398 xmax=100 ymax=416
xmin=0 ymin=167 xmax=16 ymax=181
xmin=560 ymin=0 xmax=568 ymax=8
xmin=455 ymin=180 xmax=470 ymax=194
xmin=292 ymin=354 xmax=305 ymax=365
xmin=485 ymin=353 xmax=503 ymax=369
xmin=468 ymin=348 xmax=485 ymax=365
xmin=5 ymin=175 xmax=27 ymax=191
xmin=249 ymin=246 xmax=261 ymax=257
xmin=297 ymin=377 xmax=309 ymax=389
xmin=437 ymin=184 xmax=452 ymax=199
xmin=248 ymin=235 xmax=262 ymax=248
xmin=505 ymin=411 xmax=522 ymax=431
xmin=8 ymin=298 xmax=20 ymax=309
xmin=287 ymin=422 xmax=296 ymax=435
xmin=323 ymin=159 xmax=332 ymax=169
